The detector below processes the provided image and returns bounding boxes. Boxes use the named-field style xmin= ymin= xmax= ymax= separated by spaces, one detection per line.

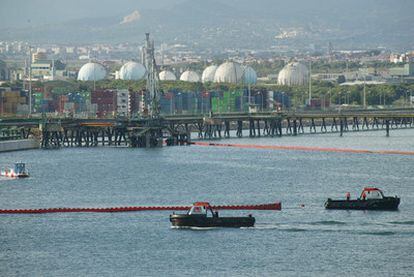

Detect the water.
xmin=1 ymin=130 xmax=414 ymax=276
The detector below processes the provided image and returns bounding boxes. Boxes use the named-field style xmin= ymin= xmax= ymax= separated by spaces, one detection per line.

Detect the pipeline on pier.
xmin=0 ymin=202 xmax=281 ymax=214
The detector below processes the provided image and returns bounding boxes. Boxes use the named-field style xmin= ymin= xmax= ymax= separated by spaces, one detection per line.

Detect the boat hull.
xmin=325 ymin=197 xmax=400 ymax=210
xmin=0 ymin=172 xmax=29 ymax=178
xmin=170 ymin=214 xmax=255 ymax=228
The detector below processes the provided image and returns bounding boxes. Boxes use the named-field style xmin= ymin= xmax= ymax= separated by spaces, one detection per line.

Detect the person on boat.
xmin=346 ymin=192 xmax=351 ymax=201
xmin=362 ymin=191 xmax=367 ymax=200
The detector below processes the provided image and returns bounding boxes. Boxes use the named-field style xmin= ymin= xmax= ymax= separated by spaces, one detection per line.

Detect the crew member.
xmin=346 ymin=192 xmax=351 ymax=201
xmin=362 ymin=191 xmax=367 ymax=200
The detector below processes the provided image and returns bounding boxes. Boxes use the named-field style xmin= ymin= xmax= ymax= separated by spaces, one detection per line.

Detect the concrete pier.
xmin=0 ymin=139 xmax=39 ymax=153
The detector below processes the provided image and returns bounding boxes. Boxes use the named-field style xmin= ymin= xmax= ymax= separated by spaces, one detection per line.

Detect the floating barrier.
xmin=193 ymin=142 xmax=414 ymax=156
xmin=0 ymin=202 xmax=281 ymax=214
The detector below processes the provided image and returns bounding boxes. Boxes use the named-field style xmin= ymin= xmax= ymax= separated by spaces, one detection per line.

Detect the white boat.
xmin=1 ymin=162 xmax=29 ymax=178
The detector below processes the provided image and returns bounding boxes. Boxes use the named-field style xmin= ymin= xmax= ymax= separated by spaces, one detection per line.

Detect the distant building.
xmin=390 ymin=52 xmax=414 ymax=64
xmin=116 ymin=89 xmax=130 ymax=117
xmin=32 ymin=51 xmax=48 ymax=63
xmin=31 ymin=60 xmax=54 ymax=79
xmin=389 ymin=63 xmax=414 ymax=77
xmin=0 ymin=60 xmax=10 ymax=80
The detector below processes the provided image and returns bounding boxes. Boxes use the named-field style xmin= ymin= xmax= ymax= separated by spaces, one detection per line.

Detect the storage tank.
xmin=77 ymin=62 xmax=107 ymax=81
xmin=119 ymin=61 xmax=146 ymax=80
xmin=180 ymin=70 xmax=200 ymax=82
xmin=277 ymin=62 xmax=309 ymax=86
xmin=159 ymin=70 xmax=176 ymax=81
xmin=243 ymin=66 xmax=257 ymax=85
xmin=201 ymin=65 xmax=218 ymax=83
xmin=214 ymin=61 xmax=243 ymax=83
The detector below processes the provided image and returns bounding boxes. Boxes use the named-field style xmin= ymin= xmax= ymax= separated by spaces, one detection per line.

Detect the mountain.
xmin=0 ymin=0 xmax=413 ymax=50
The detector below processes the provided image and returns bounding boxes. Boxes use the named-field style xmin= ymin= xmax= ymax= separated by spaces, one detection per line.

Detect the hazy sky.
xmin=0 ymin=0 xmax=185 ymax=28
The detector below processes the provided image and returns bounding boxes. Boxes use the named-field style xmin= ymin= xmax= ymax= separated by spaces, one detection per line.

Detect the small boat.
xmin=0 ymin=162 xmax=29 ymax=178
xmin=325 ymin=188 xmax=400 ymax=210
xmin=170 ymin=202 xmax=255 ymax=228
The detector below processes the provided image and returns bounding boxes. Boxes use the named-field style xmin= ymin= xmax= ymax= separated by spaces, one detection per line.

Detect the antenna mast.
xmin=143 ymin=33 xmax=160 ymax=118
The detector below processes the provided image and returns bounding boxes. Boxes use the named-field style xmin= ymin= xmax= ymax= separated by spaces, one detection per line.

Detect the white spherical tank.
xmin=119 ymin=61 xmax=146 ymax=80
xmin=180 ymin=70 xmax=200 ymax=82
xmin=243 ymin=66 xmax=257 ymax=85
xmin=214 ymin=61 xmax=244 ymax=83
xmin=159 ymin=70 xmax=176 ymax=81
xmin=201 ymin=65 xmax=218 ymax=83
xmin=77 ymin=62 xmax=107 ymax=81
xmin=277 ymin=62 xmax=309 ymax=86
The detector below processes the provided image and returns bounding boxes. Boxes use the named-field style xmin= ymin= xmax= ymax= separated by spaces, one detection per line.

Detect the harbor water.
xmin=1 ymin=129 xmax=414 ymax=276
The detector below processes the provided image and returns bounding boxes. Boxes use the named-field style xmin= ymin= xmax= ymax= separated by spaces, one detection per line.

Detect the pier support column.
xmin=236 ymin=121 xmax=243 ymax=137
xmin=224 ymin=121 xmax=230 ymax=138
xmin=286 ymin=119 xmax=292 ymax=135
xmin=293 ymin=119 xmax=297 ymax=136
xmin=310 ymin=119 xmax=316 ymax=133
xmin=298 ymin=118 xmax=304 ymax=134
xmin=249 ymin=119 xmax=255 ymax=137
xmin=277 ymin=119 xmax=283 ymax=137
xmin=386 ymin=120 xmax=390 ymax=137
xmin=321 ymin=118 xmax=327 ymax=133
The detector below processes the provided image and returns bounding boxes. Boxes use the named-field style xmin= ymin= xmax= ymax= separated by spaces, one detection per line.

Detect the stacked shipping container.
xmin=0 ymin=89 xmax=28 ymax=114
xmin=91 ymin=89 xmax=117 ymax=118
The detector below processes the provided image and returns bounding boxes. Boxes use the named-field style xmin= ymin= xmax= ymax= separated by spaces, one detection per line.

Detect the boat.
xmin=0 ymin=162 xmax=29 ymax=178
xmin=325 ymin=188 xmax=400 ymax=210
xmin=170 ymin=202 xmax=255 ymax=228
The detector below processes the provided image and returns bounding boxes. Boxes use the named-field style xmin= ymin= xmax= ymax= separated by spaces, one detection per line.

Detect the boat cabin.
xmin=360 ymin=188 xmax=384 ymax=200
xmin=188 ymin=202 xmax=216 ymax=216
xmin=14 ymin=163 xmax=27 ymax=175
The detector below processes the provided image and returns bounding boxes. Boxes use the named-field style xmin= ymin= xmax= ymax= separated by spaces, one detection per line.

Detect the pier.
xmin=1 ymin=108 xmax=414 ymax=149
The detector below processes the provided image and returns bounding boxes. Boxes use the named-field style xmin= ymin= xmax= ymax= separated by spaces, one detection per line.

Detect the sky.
xmin=0 ymin=0 xmax=185 ymax=28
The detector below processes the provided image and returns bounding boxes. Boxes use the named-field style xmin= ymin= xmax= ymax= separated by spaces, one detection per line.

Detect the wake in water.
xmin=194 ymin=141 xmax=414 ymax=156
xmin=308 ymin=220 xmax=347 ymax=226
xmin=244 ymin=221 xmax=414 ymax=236
xmin=388 ymin=220 xmax=414 ymax=225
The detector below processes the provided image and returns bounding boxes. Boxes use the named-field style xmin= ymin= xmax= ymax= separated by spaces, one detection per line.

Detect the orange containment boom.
xmin=0 ymin=202 xmax=281 ymax=214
